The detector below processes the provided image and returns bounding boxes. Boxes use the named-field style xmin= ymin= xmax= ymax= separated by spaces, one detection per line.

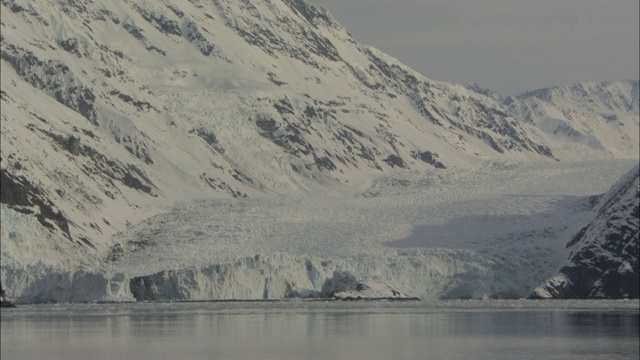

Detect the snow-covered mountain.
xmin=531 ymin=165 xmax=639 ymax=299
xmin=0 ymin=0 xmax=638 ymax=303
xmin=502 ymin=80 xmax=639 ymax=160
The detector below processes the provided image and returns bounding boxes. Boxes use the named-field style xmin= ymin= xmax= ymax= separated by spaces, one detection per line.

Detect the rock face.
xmin=530 ymin=165 xmax=639 ymax=299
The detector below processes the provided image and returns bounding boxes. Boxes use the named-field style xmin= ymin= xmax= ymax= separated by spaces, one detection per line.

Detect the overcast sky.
xmin=312 ymin=0 xmax=639 ymax=95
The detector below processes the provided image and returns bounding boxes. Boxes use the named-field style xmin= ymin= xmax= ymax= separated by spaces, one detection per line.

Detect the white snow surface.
xmin=506 ymin=81 xmax=639 ymax=160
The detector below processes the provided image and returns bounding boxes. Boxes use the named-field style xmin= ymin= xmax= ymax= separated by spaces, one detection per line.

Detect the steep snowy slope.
xmin=0 ymin=0 xmax=638 ymax=303
xmin=531 ymin=165 xmax=639 ymax=299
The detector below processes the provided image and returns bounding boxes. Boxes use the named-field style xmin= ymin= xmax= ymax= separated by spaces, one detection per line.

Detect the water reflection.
xmin=2 ymin=302 xmax=638 ymax=360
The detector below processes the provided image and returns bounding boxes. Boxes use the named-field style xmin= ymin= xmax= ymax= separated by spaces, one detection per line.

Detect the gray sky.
xmin=313 ymin=0 xmax=640 ymax=94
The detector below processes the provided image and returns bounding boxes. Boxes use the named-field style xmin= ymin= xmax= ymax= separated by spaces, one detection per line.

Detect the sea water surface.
xmin=1 ymin=300 xmax=638 ymax=360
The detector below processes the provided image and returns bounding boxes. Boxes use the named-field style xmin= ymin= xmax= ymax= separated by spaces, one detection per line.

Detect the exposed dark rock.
xmin=383 ymin=154 xmax=406 ymax=169
xmin=106 ymin=243 xmax=124 ymax=262
xmin=67 ymin=135 xmax=81 ymax=155
xmin=255 ymin=117 xmax=279 ymax=132
xmin=225 ymin=7 xmax=338 ymax=68
xmin=0 ymin=168 xmax=72 ymax=240
xmin=303 ymin=105 xmax=317 ymax=119
xmin=200 ymin=174 xmax=247 ymax=198
xmin=300 ymin=27 xmax=341 ymax=61
xmin=5 ymin=1 xmax=49 ymax=25
xmin=273 ymin=97 xmax=295 ymax=115
xmin=192 ymin=128 xmax=218 ymax=145
xmin=79 ymin=236 xmax=96 ymax=249
xmin=145 ymin=45 xmax=167 ymax=56
xmin=133 ymin=5 xmax=182 ymax=36
xmin=230 ymin=168 xmax=255 ymax=186
xmin=283 ymin=0 xmax=333 ymax=27
xmin=122 ymin=170 xmax=152 ymax=194
xmin=79 ymin=145 xmax=156 ymax=194
xmin=184 ymin=20 xmax=216 ymax=56
xmin=123 ymin=23 xmax=145 ymax=41
xmin=108 ymin=89 xmax=156 ymax=112
xmin=411 ymin=151 xmax=446 ymax=169
xmin=314 ymin=155 xmax=336 ymax=171
xmin=1 ymin=43 xmax=98 ymax=123
xmin=92 ymin=8 xmax=120 ymax=24
xmin=57 ymin=38 xmax=81 ymax=56
xmin=165 ymin=4 xmax=184 ymax=18
xmin=267 ymin=72 xmax=287 ymax=86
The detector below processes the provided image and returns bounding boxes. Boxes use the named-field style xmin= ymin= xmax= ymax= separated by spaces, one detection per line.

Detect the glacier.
xmin=4 ymin=160 xmax=638 ymax=303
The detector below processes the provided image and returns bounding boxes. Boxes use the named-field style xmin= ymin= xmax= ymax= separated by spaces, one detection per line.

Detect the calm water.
xmin=1 ymin=300 xmax=638 ymax=360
